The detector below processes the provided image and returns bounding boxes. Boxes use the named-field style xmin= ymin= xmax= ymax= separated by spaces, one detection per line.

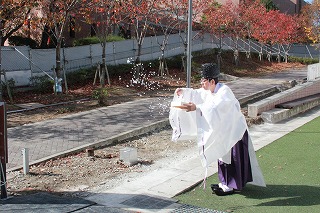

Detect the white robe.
xmin=169 ymin=85 xmax=266 ymax=187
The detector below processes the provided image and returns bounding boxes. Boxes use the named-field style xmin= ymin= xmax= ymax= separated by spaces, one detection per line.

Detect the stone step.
xmin=239 ymin=86 xmax=280 ymax=108
xmin=261 ymin=95 xmax=320 ymax=123
xmin=275 ymin=93 xmax=320 ymax=109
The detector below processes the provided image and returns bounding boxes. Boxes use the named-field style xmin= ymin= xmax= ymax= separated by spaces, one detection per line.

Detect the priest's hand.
xmin=181 ymin=102 xmax=196 ymax=112
xmin=175 ymin=88 xmax=183 ymax=96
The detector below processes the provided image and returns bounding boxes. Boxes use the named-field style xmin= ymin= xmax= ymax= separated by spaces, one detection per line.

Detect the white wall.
xmin=0 ymin=32 xmax=318 ymax=87
xmin=307 ymin=63 xmax=320 ymax=81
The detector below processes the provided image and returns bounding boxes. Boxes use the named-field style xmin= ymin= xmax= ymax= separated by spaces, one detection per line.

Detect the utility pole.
xmin=186 ymin=0 xmax=192 ymax=88
xmin=0 ymin=0 xmax=7 ymax=200
xmin=0 ymin=102 xmax=7 ymax=199
xmin=0 ymin=0 xmax=3 ymax=102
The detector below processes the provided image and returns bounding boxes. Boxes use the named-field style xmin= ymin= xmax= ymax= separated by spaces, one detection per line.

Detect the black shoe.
xmin=213 ymin=187 xmax=234 ymax=196
xmin=210 ymin=184 xmax=219 ymax=191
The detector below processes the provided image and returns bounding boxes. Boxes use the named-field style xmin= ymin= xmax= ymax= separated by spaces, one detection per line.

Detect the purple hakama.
xmin=218 ymin=130 xmax=253 ymax=191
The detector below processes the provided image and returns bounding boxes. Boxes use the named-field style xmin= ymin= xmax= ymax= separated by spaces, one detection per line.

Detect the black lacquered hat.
xmin=201 ymin=63 xmax=220 ymax=79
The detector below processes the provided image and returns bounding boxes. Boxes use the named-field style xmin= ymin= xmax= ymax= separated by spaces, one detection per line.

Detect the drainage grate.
xmin=170 ymin=204 xmax=226 ymax=213
xmin=120 ymin=194 xmax=175 ymax=211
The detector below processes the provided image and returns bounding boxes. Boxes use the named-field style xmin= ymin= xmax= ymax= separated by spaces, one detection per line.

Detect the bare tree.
xmin=37 ymin=0 xmax=83 ymax=94
xmin=80 ymin=0 xmax=124 ymax=87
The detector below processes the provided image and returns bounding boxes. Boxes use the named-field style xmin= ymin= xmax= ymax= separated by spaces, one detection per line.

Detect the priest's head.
xmin=201 ymin=63 xmax=220 ymax=92
xmin=201 ymin=63 xmax=220 ymax=80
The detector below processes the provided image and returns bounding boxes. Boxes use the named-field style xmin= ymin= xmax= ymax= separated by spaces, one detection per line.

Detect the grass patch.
xmin=175 ymin=117 xmax=320 ymax=213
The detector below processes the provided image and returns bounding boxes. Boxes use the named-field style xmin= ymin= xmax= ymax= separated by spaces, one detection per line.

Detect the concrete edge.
xmin=248 ymin=79 xmax=320 ymax=117
xmin=239 ymin=86 xmax=279 ymax=107
xmin=7 ymin=119 xmax=170 ymax=172
xmin=261 ymin=99 xmax=320 ymax=123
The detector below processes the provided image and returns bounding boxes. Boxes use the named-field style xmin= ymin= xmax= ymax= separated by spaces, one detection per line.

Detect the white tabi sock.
xmin=218 ymin=183 xmax=233 ymax=192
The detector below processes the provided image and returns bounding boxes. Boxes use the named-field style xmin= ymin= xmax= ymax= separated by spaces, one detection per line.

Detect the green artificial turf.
xmin=174 ymin=116 xmax=320 ymax=213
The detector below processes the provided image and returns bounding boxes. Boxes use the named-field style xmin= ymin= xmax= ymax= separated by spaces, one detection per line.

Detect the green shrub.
xmin=30 ymin=75 xmax=54 ymax=93
xmin=166 ymin=55 xmax=183 ymax=69
xmin=92 ymin=88 xmax=109 ymax=106
xmin=66 ymin=68 xmax=94 ymax=86
xmin=250 ymin=51 xmax=261 ymax=59
xmin=193 ymin=49 xmax=217 ymax=57
xmin=288 ymin=56 xmax=319 ymax=65
xmin=57 ymin=106 xmax=76 ymax=114
xmin=2 ymin=78 xmax=16 ymax=98
xmin=65 ymin=64 xmax=134 ymax=85
xmin=144 ymin=59 xmax=159 ymax=69
xmin=73 ymin=37 xmax=100 ymax=46
xmin=73 ymin=35 xmax=125 ymax=46
xmin=106 ymin=64 xmax=134 ymax=76
xmin=106 ymin=35 xmax=126 ymax=42
xmin=192 ymin=73 xmax=202 ymax=82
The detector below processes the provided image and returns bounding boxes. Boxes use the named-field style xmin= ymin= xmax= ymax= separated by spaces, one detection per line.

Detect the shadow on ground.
xmin=242 ymin=184 xmax=320 ymax=206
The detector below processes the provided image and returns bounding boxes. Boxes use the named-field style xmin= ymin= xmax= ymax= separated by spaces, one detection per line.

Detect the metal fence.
xmin=1 ymin=32 xmax=319 ymax=86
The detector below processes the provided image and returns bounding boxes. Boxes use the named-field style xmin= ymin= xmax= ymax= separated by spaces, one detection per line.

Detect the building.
xmin=215 ymin=0 xmax=308 ymax=15
xmin=272 ymin=0 xmax=307 ymax=14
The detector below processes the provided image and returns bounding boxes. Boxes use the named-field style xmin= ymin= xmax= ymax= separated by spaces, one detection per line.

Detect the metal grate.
xmin=120 ymin=194 xmax=175 ymax=211
xmin=170 ymin=204 xmax=226 ymax=213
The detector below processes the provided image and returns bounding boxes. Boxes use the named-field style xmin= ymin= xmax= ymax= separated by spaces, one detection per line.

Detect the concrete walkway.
xmin=2 ymin=66 xmax=319 ymax=213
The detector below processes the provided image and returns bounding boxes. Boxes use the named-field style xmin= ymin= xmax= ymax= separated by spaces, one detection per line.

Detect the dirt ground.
xmin=3 ymin=58 xmax=306 ymax=197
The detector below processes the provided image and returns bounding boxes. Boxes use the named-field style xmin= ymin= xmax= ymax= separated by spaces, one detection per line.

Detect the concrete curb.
xmin=239 ymin=86 xmax=279 ymax=107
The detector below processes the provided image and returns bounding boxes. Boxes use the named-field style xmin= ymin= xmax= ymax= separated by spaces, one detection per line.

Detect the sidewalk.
xmin=2 ymin=67 xmax=317 ymax=213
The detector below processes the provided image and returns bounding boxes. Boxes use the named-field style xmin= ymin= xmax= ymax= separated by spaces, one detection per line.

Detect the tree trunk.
xmin=233 ymin=37 xmax=239 ymax=66
xmin=182 ymin=42 xmax=188 ymax=73
xmin=55 ymin=39 xmax=62 ymax=79
xmin=62 ymin=47 xmax=68 ymax=94
xmin=181 ymin=55 xmax=187 ymax=73
xmin=158 ymin=54 xmax=168 ymax=76
xmin=54 ymin=39 xmax=62 ymax=94
xmin=259 ymin=44 xmax=263 ymax=61
xmin=135 ymin=42 xmax=142 ymax=65
xmin=234 ymin=49 xmax=239 ymax=66
xmin=133 ymin=43 xmax=143 ymax=80
xmin=100 ymin=42 xmax=108 ymax=87
xmin=246 ymin=39 xmax=251 ymax=59
xmin=158 ymin=47 xmax=169 ymax=76
xmin=277 ymin=44 xmax=281 ymax=63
